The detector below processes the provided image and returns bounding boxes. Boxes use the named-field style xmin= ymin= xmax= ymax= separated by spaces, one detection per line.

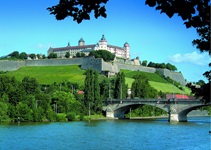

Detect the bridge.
xmin=102 ymin=98 xmax=210 ymax=122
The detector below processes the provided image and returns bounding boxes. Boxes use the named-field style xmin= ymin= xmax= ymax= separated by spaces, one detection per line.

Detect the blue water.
xmin=0 ymin=116 xmax=210 ymax=150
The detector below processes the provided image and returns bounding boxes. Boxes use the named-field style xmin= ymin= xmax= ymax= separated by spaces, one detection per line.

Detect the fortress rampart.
xmin=0 ymin=57 xmax=186 ymax=85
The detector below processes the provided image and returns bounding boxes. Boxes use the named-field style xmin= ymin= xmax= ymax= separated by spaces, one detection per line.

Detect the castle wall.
xmin=81 ymin=56 xmax=102 ymax=72
xmin=0 ymin=60 xmax=26 ymax=71
xmin=117 ymin=63 xmax=156 ymax=73
xmin=26 ymin=58 xmax=83 ymax=66
xmin=0 ymin=57 xmax=186 ymax=85
xmin=156 ymin=68 xmax=186 ymax=85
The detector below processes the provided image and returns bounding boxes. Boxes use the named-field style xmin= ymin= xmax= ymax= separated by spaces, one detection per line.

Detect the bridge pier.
xmin=169 ymin=114 xmax=187 ymax=122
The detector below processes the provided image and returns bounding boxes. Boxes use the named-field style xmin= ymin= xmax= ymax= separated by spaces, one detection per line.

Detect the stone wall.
xmin=156 ymin=68 xmax=186 ymax=85
xmin=0 ymin=57 xmax=186 ymax=85
xmin=81 ymin=56 xmax=102 ymax=72
xmin=117 ymin=63 xmax=156 ymax=73
xmin=0 ymin=60 xmax=26 ymax=71
xmin=26 ymin=58 xmax=83 ymax=66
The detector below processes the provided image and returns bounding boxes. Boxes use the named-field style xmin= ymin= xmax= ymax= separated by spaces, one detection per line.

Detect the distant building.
xmin=47 ymin=35 xmax=130 ymax=59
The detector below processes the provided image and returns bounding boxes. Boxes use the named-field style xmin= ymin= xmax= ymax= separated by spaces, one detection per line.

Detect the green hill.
xmin=3 ymin=65 xmax=86 ymax=85
xmin=3 ymin=65 xmax=191 ymax=94
xmin=122 ymin=70 xmax=191 ymax=95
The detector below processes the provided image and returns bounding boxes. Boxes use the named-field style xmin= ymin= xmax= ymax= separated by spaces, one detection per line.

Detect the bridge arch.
xmin=175 ymin=104 xmax=209 ymax=122
xmin=112 ymin=103 xmax=168 ymax=118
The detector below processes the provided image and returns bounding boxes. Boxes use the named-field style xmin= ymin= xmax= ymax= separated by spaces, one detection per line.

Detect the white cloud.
xmin=168 ymin=51 xmax=210 ymax=66
xmin=36 ymin=43 xmax=53 ymax=49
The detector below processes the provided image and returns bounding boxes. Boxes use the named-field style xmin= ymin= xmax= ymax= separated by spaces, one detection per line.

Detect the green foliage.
xmin=141 ymin=60 xmax=147 ymax=66
xmin=125 ymin=105 xmax=167 ymax=118
xmin=89 ymin=50 xmax=115 ymax=62
xmin=47 ymin=0 xmax=108 ymax=23
xmin=29 ymin=54 xmax=36 ymax=59
xmin=65 ymin=52 xmax=70 ymax=58
xmin=114 ymin=72 xmax=127 ymax=99
xmin=22 ymin=76 xmax=39 ymax=94
xmin=0 ymin=101 xmax=9 ymax=122
xmin=84 ymin=69 xmax=101 ymax=113
xmin=66 ymin=112 xmax=76 ymax=121
xmin=148 ymin=62 xmax=177 ymax=71
xmin=9 ymin=51 xmax=19 ymax=58
xmin=19 ymin=52 xmax=27 ymax=60
xmin=57 ymin=113 xmax=67 ymax=122
xmin=48 ymin=53 xmax=57 ymax=59
xmin=131 ymin=74 xmax=158 ymax=98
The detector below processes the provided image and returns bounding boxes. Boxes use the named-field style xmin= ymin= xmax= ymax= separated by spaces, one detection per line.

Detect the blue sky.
xmin=0 ymin=0 xmax=210 ymax=83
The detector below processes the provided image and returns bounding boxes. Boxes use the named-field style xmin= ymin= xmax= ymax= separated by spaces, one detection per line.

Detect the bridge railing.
xmin=102 ymin=98 xmax=204 ymax=105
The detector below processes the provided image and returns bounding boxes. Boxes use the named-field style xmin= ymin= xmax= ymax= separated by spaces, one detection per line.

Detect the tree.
xmin=131 ymin=74 xmax=158 ymax=98
xmin=65 ymin=52 xmax=70 ymax=58
xmin=81 ymin=52 xmax=86 ymax=57
xmin=76 ymin=52 xmax=81 ymax=57
xmin=9 ymin=51 xmax=19 ymax=58
xmin=89 ymin=50 xmax=115 ymax=62
xmin=52 ymin=91 xmax=81 ymax=114
xmin=29 ymin=54 xmax=36 ymax=59
xmin=22 ymin=76 xmax=39 ymax=95
xmin=48 ymin=52 xmax=57 ymax=59
xmin=166 ymin=63 xmax=177 ymax=71
xmin=114 ymin=72 xmax=127 ymax=99
xmin=42 ymin=54 xmax=46 ymax=59
xmin=47 ymin=0 xmax=108 ymax=23
xmin=148 ymin=62 xmax=156 ymax=68
xmin=93 ymin=71 xmax=101 ymax=112
xmin=19 ymin=52 xmax=27 ymax=60
xmin=16 ymin=102 xmax=33 ymax=122
xmin=84 ymin=69 xmax=101 ymax=113
xmin=141 ymin=60 xmax=148 ymax=66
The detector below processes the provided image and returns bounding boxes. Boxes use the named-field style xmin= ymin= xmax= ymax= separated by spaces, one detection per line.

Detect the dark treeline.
xmin=7 ymin=51 xmax=46 ymax=60
xmin=148 ymin=62 xmax=177 ymax=71
xmin=141 ymin=60 xmax=177 ymax=71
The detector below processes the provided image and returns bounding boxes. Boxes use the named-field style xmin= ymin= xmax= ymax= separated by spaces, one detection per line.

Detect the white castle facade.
xmin=47 ymin=35 xmax=130 ymax=59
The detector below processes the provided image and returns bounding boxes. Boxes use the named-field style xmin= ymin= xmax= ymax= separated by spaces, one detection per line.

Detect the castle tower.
xmin=124 ymin=42 xmax=130 ymax=59
xmin=78 ymin=38 xmax=85 ymax=46
xmin=98 ymin=35 xmax=108 ymax=50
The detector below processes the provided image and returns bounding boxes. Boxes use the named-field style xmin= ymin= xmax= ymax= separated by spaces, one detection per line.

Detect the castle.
xmin=47 ymin=35 xmax=130 ymax=59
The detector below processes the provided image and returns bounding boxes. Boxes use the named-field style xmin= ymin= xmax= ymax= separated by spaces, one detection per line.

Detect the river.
xmin=0 ymin=116 xmax=210 ymax=150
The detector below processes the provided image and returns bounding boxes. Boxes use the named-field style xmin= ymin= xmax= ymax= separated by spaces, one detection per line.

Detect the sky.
xmin=0 ymin=0 xmax=210 ymax=83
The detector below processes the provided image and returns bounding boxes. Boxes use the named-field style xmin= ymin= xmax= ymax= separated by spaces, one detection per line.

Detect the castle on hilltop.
xmin=47 ymin=35 xmax=130 ymax=59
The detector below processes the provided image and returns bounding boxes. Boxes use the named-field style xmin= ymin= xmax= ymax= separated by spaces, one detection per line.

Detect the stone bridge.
xmin=102 ymin=98 xmax=210 ymax=122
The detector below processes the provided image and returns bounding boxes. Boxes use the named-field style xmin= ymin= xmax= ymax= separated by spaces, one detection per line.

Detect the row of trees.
xmin=141 ymin=60 xmax=177 ymax=71
xmin=0 ymin=75 xmax=83 ymax=122
xmin=7 ymin=51 xmax=46 ymax=60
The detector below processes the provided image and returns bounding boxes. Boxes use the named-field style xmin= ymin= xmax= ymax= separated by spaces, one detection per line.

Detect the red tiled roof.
xmin=77 ymin=91 xmax=84 ymax=95
xmin=166 ymin=94 xmax=189 ymax=99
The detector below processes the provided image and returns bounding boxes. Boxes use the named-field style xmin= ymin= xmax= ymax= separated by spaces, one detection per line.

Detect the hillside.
xmin=3 ymin=65 xmax=191 ymax=94
xmin=3 ymin=65 xmax=86 ymax=86
xmin=122 ymin=70 xmax=191 ymax=95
